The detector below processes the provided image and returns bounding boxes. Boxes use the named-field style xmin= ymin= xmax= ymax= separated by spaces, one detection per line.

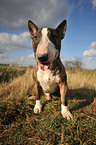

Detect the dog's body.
xmin=28 ymin=20 xmax=72 ymax=120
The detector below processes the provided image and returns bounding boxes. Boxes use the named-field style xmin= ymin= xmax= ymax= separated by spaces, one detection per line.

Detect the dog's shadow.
xmin=42 ymin=87 xmax=96 ymax=112
xmin=67 ymin=87 xmax=96 ymax=111
xmin=28 ymin=85 xmax=96 ymax=112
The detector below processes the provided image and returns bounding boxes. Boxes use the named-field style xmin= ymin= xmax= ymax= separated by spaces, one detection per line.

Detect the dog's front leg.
xmin=59 ymin=83 xmax=73 ymax=120
xmin=34 ymin=82 xmax=42 ymax=113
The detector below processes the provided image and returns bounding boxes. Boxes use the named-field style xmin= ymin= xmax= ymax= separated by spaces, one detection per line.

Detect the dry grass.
xmin=67 ymin=69 xmax=96 ymax=89
xmin=0 ymin=66 xmax=96 ymax=144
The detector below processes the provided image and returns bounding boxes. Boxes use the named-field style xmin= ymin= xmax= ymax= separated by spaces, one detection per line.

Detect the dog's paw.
xmin=45 ymin=93 xmax=51 ymax=100
xmin=34 ymin=100 xmax=42 ymax=113
xmin=61 ymin=104 xmax=73 ymax=120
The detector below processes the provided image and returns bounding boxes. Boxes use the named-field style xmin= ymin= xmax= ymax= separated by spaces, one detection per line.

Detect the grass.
xmin=0 ymin=66 xmax=26 ymax=84
xmin=0 ymin=66 xmax=96 ymax=144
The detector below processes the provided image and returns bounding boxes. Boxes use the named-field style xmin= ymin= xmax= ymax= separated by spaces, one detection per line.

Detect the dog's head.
xmin=28 ymin=20 xmax=67 ymax=70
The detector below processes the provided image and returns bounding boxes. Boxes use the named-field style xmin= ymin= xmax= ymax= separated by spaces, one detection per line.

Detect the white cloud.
xmin=0 ymin=31 xmax=33 ymax=66
xmin=0 ymin=0 xmax=73 ymax=30
xmin=83 ymin=49 xmax=96 ymax=57
xmin=89 ymin=41 xmax=96 ymax=49
xmin=91 ymin=0 xmax=96 ymax=8
xmin=18 ymin=54 xmax=36 ymax=66
xmin=0 ymin=54 xmax=15 ymax=65
xmin=83 ymin=41 xmax=96 ymax=59
xmin=0 ymin=32 xmax=31 ymax=51
xmin=28 ymin=54 xmax=35 ymax=59
xmin=0 ymin=53 xmax=36 ymax=66
xmin=0 ymin=52 xmax=36 ymax=66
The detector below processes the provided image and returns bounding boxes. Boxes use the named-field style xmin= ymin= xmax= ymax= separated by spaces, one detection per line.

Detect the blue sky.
xmin=0 ymin=0 xmax=96 ymax=69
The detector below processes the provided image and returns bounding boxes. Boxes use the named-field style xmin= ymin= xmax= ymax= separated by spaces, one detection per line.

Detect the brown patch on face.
xmin=47 ymin=28 xmax=61 ymax=51
xmin=47 ymin=20 xmax=67 ymax=51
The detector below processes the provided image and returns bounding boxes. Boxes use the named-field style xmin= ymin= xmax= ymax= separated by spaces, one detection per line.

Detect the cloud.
xmin=91 ymin=0 xmax=96 ymax=8
xmin=0 ymin=52 xmax=7 ymax=59
xmin=89 ymin=41 xmax=96 ymax=49
xmin=28 ymin=53 xmax=35 ymax=59
xmin=0 ymin=31 xmax=32 ymax=66
xmin=0 ymin=0 xmax=73 ymax=30
xmin=0 ymin=32 xmax=31 ymax=51
xmin=83 ymin=49 xmax=96 ymax=57
xmin=15 ymin=54 xmax=36 ymax=66
xmin=0 ymin=53 xmax=36 ymax=66
xmin=83 ymin=41 xmax=96 ymax=60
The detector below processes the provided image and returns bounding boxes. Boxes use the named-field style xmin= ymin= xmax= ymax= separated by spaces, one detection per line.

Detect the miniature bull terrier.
xmin=28 ymin=20 xmax=73 ymax=120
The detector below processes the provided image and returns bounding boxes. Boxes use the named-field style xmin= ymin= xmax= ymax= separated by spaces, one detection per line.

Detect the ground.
xmin=0 ymin=66 xmax=96 ymax=144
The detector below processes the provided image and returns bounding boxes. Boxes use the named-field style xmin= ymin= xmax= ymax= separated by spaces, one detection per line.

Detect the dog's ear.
xmin=28 ymin=20 xmax=38 ymax=38
xmin=56 ymin=20 xmax=67 ymax=40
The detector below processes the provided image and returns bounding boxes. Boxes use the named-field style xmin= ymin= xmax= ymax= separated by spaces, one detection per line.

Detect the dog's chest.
xmin=37 ymin=67 xmax=60 ymax=93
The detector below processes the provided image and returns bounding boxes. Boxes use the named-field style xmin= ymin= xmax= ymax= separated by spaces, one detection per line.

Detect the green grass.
xmin=0 ymin=66 xmax=96 ymax=144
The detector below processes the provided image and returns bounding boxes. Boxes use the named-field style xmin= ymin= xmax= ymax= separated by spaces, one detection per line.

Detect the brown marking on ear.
xmin=28 ymin=20 xmax=38 ymax=38
xmin=55 ymin=20 xmax=67 ymax=40
xmin=28 ymin=20 xmax=42 ymax=53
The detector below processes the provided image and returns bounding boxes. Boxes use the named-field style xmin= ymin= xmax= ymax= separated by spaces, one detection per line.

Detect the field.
xmin=0 ymin=66 xmax=96 ymax=144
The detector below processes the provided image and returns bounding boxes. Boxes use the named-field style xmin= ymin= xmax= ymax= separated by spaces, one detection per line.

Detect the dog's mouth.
xmin=38 ymin=52 xmax=59 ymax=71
xmin=38 ymin=61 xmax=50 ymax=71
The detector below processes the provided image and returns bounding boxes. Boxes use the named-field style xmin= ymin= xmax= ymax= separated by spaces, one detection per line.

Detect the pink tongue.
xmin=39 ymin=63 xmax=50 ymax=71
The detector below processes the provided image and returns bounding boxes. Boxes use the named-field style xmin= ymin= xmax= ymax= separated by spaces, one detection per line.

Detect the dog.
xmin=28 ymin=20 xmax=73 ymax=120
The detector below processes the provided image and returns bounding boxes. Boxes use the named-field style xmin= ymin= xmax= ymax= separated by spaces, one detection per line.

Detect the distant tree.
xmin=64 ymin=60 xmax=73 ymax=69
xmin=65 ymin=58 xmax=83 ymax=69
xmin=29 ymin=65 xmax=33 ymax=68
xmin=73 ymin=58 xmax=83 ymax=69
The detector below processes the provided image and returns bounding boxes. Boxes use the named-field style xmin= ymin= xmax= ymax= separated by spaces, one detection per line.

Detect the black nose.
xmin=37 ymin=53 xmax=49 ymax=63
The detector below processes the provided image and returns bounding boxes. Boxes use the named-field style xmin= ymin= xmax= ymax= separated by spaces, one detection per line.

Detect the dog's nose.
xmin=37 ymin=53 xmax=49 ymax=63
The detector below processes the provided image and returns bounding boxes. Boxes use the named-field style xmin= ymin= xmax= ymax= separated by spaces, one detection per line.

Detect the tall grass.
xmin=0 ymin=67 xmax=96 ymax=144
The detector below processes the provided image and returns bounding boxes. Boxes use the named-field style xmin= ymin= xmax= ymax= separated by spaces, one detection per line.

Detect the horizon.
xmin=0 ymin=0 xmax=96 ymax=69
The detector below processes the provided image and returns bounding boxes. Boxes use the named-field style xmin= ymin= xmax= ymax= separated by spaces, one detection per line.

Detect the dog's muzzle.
xmin=37 ymin=52 xmax=59 ymax=71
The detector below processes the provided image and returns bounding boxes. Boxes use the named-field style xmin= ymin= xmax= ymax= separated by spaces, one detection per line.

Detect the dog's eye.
xmin=34 ymin=35 xmax=37 ymax=39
